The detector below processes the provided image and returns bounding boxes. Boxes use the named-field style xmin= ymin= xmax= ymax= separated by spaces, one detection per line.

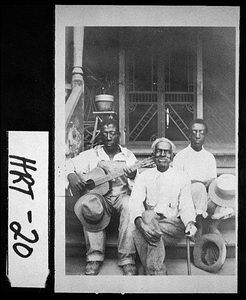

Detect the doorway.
xmin=126 ymin=45 xmax=196 ymax=145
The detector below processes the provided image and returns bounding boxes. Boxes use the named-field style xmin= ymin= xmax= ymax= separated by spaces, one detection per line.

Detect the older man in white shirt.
xmin=129 ymin=137 xmax=197 ymax=275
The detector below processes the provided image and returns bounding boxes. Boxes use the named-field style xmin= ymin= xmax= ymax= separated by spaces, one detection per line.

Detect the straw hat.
xmin=208 ymin=174 xmax=236 ymax=208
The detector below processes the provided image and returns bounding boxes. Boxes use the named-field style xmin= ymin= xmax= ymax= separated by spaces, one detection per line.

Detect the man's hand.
xmin=135 ymin=217 xmax=162 ymax=247
xmin=211 ymin=206 xmax=235 ymax=220
xmin=123 ymin=166 xmax=137 ymax=180
xmin=67 ymin=173 xmax=87 ymax=196
xmin=185 ymin=221 xmax=197 ymax=238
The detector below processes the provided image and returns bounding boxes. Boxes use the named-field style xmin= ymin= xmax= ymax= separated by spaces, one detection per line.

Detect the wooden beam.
xmin=65 ymin=83 xmax=83 ymax=128
xmin=119 ymin=44 xmax=126 ymax=145
xmin=73 ymin=27 xmax=84 ymax=69
xmin=197 ymin=31 xmax=203 ymax=118
xmin=65 ymin=27 xmax=85 ymax=150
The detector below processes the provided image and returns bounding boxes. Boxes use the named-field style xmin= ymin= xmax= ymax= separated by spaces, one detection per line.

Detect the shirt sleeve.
xmin=208 ymin=153 xmax=217 ymax=180
xmin=65 ymin=149 xmax=97 ymax=187
xmin=125 ymin=150 xmax=139 ymax=190
xmin=172 ymin=152 xmax=184 ymax=171
xmin=178 ymin=175 xmax=196 ymax=226
xmin=128 ymin=173 xmax=147 ymax=225
xmin=65 ymin=157 xmax=75 ymax=176
xmin=65 ymin=157 xmax=75 ymax=189
xmin=125 ymin=150 xmax=138 ymax=167
xmin=66 ymin=151 xmax=89 ymax=175
xmin=65 ymin=153 xmax=86 ymax=189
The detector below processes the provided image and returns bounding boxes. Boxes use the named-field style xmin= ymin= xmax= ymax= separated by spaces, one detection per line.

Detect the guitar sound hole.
xmin=86 ymin=179 xmax=95 ymax=190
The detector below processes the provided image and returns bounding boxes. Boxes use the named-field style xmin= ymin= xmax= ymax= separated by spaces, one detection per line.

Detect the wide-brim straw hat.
xmin=208 ymin=174 xmax=236 ymax=208
xmin=74 ymin=192 xmax=111 ymax=232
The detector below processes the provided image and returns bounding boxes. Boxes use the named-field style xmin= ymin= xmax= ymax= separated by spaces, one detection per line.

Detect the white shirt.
xmin=65 ymin=144 xmax=137 ymax=188
xmin=173 ymin=145 xmax=217 ymax=183
xmin=129 ymin=166 xmax=196 ymax=227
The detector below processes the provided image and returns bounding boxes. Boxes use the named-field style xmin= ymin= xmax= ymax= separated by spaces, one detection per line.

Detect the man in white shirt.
xmin=173 ymin=119 xmax=217 ymax=234
xmin=66 ymin=117 xmax=138 ymax=275
xmin=129 ymin=137 xmax=197 ymax=275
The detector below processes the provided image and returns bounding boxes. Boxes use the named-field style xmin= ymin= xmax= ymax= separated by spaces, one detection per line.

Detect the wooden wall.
xmin=65 ymin=27 xmax=237 ymax=152
xmin=202 ymin=27 xmax=236 ymax=149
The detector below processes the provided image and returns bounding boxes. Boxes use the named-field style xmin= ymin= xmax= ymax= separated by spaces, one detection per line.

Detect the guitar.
xmin=76 ymin=157 xmax=154 ymax=196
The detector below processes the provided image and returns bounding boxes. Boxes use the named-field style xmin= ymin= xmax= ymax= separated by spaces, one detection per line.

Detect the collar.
xmin=118 ymin=145 xmax=128 ymax=156
xmin=188 ymin=144 xmax=204 ymax=153
xmin=96 ymin=144 xmax=128 ymax=158
xmin=153 ymin=165 xmax=172 ymax=176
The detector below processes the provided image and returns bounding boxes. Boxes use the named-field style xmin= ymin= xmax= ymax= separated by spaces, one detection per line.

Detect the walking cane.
xmin=186 ymin=236 xmax=191 ymax=275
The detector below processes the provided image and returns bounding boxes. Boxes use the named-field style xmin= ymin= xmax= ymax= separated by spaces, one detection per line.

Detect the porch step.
xmin=66 ymin=196 xmax=236 ymax=260
xmin=66 ymin=256 xmax=236 ymax=276
xmin=66 ymin=231 xmax=236 ymax=260
xmin=130 ymin=147 xmax=236 ymax=170
xmin=134 ymin=151 xmax=235 ymax=176
xmin=138 ymin=167 xmax=235 ymax=176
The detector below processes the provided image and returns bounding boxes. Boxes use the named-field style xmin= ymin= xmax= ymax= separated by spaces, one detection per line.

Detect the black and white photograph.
xmin=2 ymin=4 xmax=246 ymax=294
xmin=55 ymin=5 xmax=240 ymax=293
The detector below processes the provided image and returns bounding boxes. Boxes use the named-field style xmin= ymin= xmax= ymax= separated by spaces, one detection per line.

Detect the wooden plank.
xmin=73 ymin=27 xmax=84 ymax=68
xmin=197 ymin=31 xmax=203 ymax=118
xmin=119 ymin=47 xmax=126 ymax=145
xmin=65 ymin=84 xmax=83 ymax=128
xmin=66 ymin=26 xmax=85 ymax=148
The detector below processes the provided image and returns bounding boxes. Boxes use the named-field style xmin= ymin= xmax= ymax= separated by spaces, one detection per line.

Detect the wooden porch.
xmin=65 ymin=144 xmax=236 ymax=276
xmin=65 ymin=26 xmax=236 ymax=157
xmin=65 ymin=26 xmax=237 ymax=276
xmin=65 ymin=194 xmax=236 ymax=276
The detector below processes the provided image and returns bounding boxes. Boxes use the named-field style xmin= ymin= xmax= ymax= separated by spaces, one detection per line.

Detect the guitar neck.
xmin=93 ymin=160 xmax=145 ymax=187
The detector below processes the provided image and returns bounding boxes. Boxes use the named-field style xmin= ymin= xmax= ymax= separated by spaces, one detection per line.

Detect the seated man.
xmin=206 ymin=173 xmax=236 ymax=234
xmin=193 ymin=173 xmax=236 ymax=273
xmin=172 ymin=118 xmax=217 ymax=235
xmin=129 ymin=137 xmax=197 ymax=275
xmin=66 ymin=117 xmax=138 ymax=275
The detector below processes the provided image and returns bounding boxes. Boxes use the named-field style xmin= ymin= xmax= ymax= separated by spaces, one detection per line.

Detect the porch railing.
xmin=165 ymin=92 xmax=194 ymax=103
xmin=129 ymin=91 xmax=158 ymax=103
xmin=128 ymin=91 xmax=194 ymax=103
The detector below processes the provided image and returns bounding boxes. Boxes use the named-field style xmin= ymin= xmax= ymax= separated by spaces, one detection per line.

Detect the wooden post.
xmin=65 ymin=27 xmax=84 ymax=155
xmin=197 ymin=31 xmax=203 ymax=118
xmin=73 ymin=27 xmax=84 ymax=72
xmin=119 ymin=36 xmax=126 ymax=145
xmin=65 ymin=26 xmax=85 ymax=152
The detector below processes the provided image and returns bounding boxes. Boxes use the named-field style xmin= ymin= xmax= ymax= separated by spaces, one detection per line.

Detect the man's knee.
xmin=141 ymin=210 xmax=162 ymax=235
xmin=191 ymin=182 xmax=207 ymax=194
xmin=142 ymin=210 xmax=158 ymax=224
xmin=120 ymin=194 xmax=130 ymax=212
xmin=191 ymin=182 xmax=209 ymax=218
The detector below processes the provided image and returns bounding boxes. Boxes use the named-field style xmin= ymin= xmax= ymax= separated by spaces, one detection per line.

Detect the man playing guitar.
xmin=66 ymin=117 xmax=140 ymax=275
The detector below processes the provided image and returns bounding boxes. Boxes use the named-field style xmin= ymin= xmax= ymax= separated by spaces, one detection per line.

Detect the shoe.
xmin=122 ymin=264 xmax=137 ymax=275
xmin=145 ymin=264 xmax=168 ymax=275
xmin=85 ymin=261 xmax=101 ymax=275
xmin=154 ymin=266 xmax=168 ymax=275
